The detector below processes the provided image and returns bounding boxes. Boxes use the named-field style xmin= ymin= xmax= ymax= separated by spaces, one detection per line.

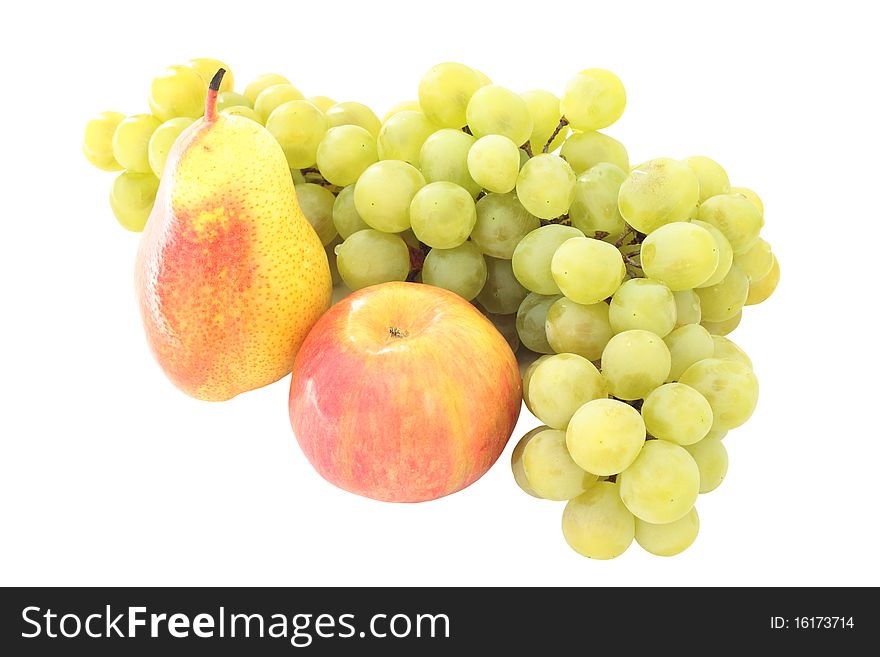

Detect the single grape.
xmin=695 ymin=263 xmax=749 ymax=322
xmin=619 ymin=439 xmax=700 ymax=524
xmin=354 ymin=160 xmax=425 ymax=233
xmin=566 ymin=399 xmax=645 ymax=476
xmin=569 ymin=163 xmax=627 ymax=239
xmin=377 ymin=110 xmax=437 ymax=165
xmin=601 ymin=330 xmax=671 ymax=400
xmin=295 ymin=183 xmax=337 ymax=246
xmin=516 ymin=154 xmax=576 ymax=219
xmin=701 ymin=312 xmax=741 ymax=336
xmin=516 ymin=292 xmax=560 ymax=354
xmin=618 ymin=158 xmax=700 ymax=233
xmin=409 ymin=181 xmax=476 ymax=249
xmin=560 ymin=69 xmax=626 ymax=131
xmin=512 ymin=224 xmax=585 ymax=294
xmin=735 ymin=237 xmax=774 ymax=282
xmin=466 ymin=85 xmax=533 ymax=146
xmin=642 ymin=383 xmax=713 ymax=445
xmin=216 ymin=91 xmax=252 ymax=111
xmin=640 ymin=222 xmax=719 ymax=290
xmin=471 ymin=193 xmax=540 ymax=259
xmin=186 ymin=58 xmax=233 ymax=93
xmin=545 ymin=298 xmax=612 ymax=361
xmin=325 ymin=102 xmax=381 ymax=138
xmin=551 ymin=236 xmax=626 ymax=305
xmin=383 ymin=100 xmax=421 ymax=123
xmin=421 ymin=242 xmax=487 ymax=301
xmin=510 ymin=426 xmax=547 ymax=498
xmin=711 ymin=335 xmax=753 ymax=369
xmin=729 ymin=186 xmax=764 ymax=215
xmin=147 ymin=117 xmax=195 ymax=177
xmin=332 ymin=185 xmax=369 ymax=239
xmin=149 ymin=65 xmax=207 ymax=121
xmin=521 ymin=89 xmax=567 ymax=153
xmin=266 ymin=100 xmax=329 ymax=169
xmin=467 ymin=135 xmax=520 ymax=193
xmin=684 ymin=156 xmax=730 ymax=202
xmin=679 ymin=358 xmax=759 ymax=431
xmin=476 ymin=257 xmax=529 ymax=314
xmin=316 ymin=125 xmax=378 ymax=186
xmin=418 ymin=62 xmax=485 ymax=129
xmin=528 ymin=353 xmax=608 ymax=430
xmin=745 ymin=256 xmax=780 ymax=305
xmin=481 ymin=308 xmax=519 ymax=353
xmin=83 ymin=111 xmax=125 ymax=171
xmin=419 ymin=129 xmax=481 ymax=197
xmin=684 ymin=436 xmax=728 ymax=493
xmin=520 ymin=428 xmax=599 ymax=500
xmin=561 ymin=131 xmax=629 ymax=174
xmin=696 ymin=193 xmax=764 ymax=254
xmin=522 ymin=355 xmax=550 ymax=413
xmin=109 ymin=171 xmax=159 ymax=232
xmin=254 ymin=84 xmax=305 ymax=123
xmin=673 ymin=289 xmax=702 ymax=326
xmin=307 ymin=96 xmax=336 ymax=112
xmin=664 ymin=324 xmax=715 ymax=381
xmin=562 ymin=482 xmax=635 ymax=560
xmin=243 ymin=73 xmax=292 ymax=105
xmin=635 ymin=508 xmax=700 ymax=556
xmin=220 ymin=106 xmax=262 ymax=123
xmin=335 ymin=230 xmax=410 ymax=290
xmin=609 ymin=278 xmax=677 ymax=337
xmin=112 ymin=114 xmax=161 ymax=173
xmin=691 ymin=220 xmax=733 ymax=288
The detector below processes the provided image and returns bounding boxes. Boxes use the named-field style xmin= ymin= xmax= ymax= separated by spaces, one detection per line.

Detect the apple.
xmin=288 ymin=281 xmax=522 ymax=503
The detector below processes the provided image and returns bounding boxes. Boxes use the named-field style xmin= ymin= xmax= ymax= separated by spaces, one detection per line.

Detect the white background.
xmin=1 ymin=0 xmax=877 ymax=587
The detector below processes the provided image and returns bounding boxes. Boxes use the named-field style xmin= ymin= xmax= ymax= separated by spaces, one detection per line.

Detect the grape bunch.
xmin=84 ymin=60 xmax=781 ymax=558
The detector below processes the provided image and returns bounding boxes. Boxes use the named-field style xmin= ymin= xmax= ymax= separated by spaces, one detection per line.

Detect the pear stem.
xmin=205 ymin=68 xmax=226 ymax=122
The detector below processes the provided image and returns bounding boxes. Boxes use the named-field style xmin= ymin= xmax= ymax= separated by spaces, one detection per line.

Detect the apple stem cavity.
xmin=388 ymin=326 xmax=409 ymax=339
xmin=205 ymin=68 xmax=227 ymax=122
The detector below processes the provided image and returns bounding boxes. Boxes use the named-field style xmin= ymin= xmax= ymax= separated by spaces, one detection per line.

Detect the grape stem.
xmin=521 ymin=142 xmax=534 ymax=158
xmin=205 ymin=68 xmax=227 ymax=122
xmin=542 ymin=117 xmax=569 ymax=153
xmin=614 ymin=226 xmax=635 ymax=248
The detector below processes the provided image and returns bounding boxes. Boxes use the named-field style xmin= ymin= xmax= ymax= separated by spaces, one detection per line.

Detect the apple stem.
xmin=205 ymin=68 xmax=226 ymax=122
xmin=388 ymin=327 xmax=409 ymax=339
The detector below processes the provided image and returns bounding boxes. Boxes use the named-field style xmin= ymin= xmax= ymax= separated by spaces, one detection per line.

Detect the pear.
xmin=135 ymin=69 xmax=332 ymax=401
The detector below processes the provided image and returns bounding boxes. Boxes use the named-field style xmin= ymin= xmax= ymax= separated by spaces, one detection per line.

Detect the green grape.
xmin=510 ymin=426 xmax=547 ymax=498
xmin=482 ymin=308 xmax=519 ymax=353
xmin=735 ymin=237 xmax=773 ymax=282
xmin=243 ymin=73 xmax=292 ymax=105
xmin=562 ymin=482 xmax=635 ymax=560
xmin=545 ymin=298 xmax=613 ymax=361
xmin=702 ymin=312 xmax=741 ymax=336
xmin=569 ymin=163 xmax=627 ymax=239
xmin=295 ymin=183 xmax=337 ymax=245
xmin=711 ymin=336 xmax=753 ymax=369
xmin=254 ymin=83 xmax=305 ymax=123
xmin=684 ymin=156 xmax=730 ymax=202
xmin=601 ymin=330 xmax=671 ymax=400
xmin=354 ymin=160 xmax=425 ymax=233
xmin=316 ymin=125 xmax=378 ymax=187
xmin=335 ymin=230 xmax=410 ymax=290
xmin=640 ymin=222 xmax=719 ymax=290
xmin=566 ymin=399 xmax=645 ymax=476
xmin=745 ymin=256 xmax=780 ymax=305
xmin=332 ymin=185 xmax=369 ymax=239
xmin=471 ymin=193 xmax=540 ymax=259
xmin=476 ymin=257 xmax=529 ymax=314
xmin=83 ymin=111 xmax=125 ymax=171
xmin=521 ymin=89 xmax=567 ymax=153
xmin=419 ymin=129 xmax=481 ymax=197
xmin=684 ymin=436 xmax=728 ymax=493
xmin=664 ymin=324 xmax=714 ymax=381
xmin=409 ymin=181 xmax=476 ymax=249
xmin=560 ymin=69 xmax=626 ymax=131
xmin=377 ymin=110 xmax=437 ymax=165
xmin=467 ymin=135 xmax=520 ymax=193
xmin=560 ymin=131 xmax=629 ymax=174
xmin=325 ymin=236 xmax=343 ymax=286
xmin=472 ymin=69 xmax=492 ymax=85
xmin=308 ymin=96 xmax=336 ymax=112
xmin=691 ymin=220 xmax=734 ymax=288
xmin=520 ymin=428 xmax=598 ymax=500
xmin=642 ymin=383 xmax=713 ymax=445
xmin=516 ymin=293 xmax=560 ymax=354
xmin=550 ymin=236 xmax=625 ymax=304
xmin=109 ymin=171 xmax=159 ymax=232
xmin=418 ymin=62 xmax=485 ymax=129
xmin=679 ymin=358 xmax=759 ymax=431
xmin=220 ymin=106 xmax=262 ymax=123
xmin=729 ymin=186 xmax=764 ymax=215
xmin=512 ymin=224 xmax=584 ymax=294
xmin=619 ymin=439 xmax=699 ymax=524
xmin=635 ymin=508 xmax=699 ymax=556
xmin=696 ymin=193 xmax=764 ymax=254
xmin=618 ymin=158 xmax=700 ymax=233
xmin=216 ymin=91 xmax=252 ymax=111
xmin=267 ymin=100 xmax=329 ymax=168
xmin=516 ymin=154 xmax=577 ymax=219
xmin=528 ymin=353 xmax=608 ymax=430
xmin=186 ymin=58 xmax=233 ymax=93
xmin=695 ymin=263 xmax=749 ymax=322
xmin=673 ymin=289 xmax=702 ymax=326
xmin=326 ymin=101 xmax=382 ymax=138
xmin=383 ymin=100 xmax=421 ymax=122
xmin=149 ymin=65 xmax=207 ymax=121
xmin=465 ymin=85 xmax=533 ymax=145
xmin=421 ymin=242 xmax=487 ymax=300
xmin=112 ymin=115 xmax=161 ymax=174
xmin=522 ymin=355 xmax=550 ymax=413
xmin=609 ymin=278 xmax=677 ymax=337
xmin=148 ymin=117 xmax=195 ymax=177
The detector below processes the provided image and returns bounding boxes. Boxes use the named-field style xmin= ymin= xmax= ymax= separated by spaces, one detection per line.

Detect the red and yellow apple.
xmin=288 ymin=281 xmax=522 ymax=503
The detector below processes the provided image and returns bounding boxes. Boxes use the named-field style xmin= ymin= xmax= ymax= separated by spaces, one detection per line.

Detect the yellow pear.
xmin=136 ymin=69 xmax=331 ymax=401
